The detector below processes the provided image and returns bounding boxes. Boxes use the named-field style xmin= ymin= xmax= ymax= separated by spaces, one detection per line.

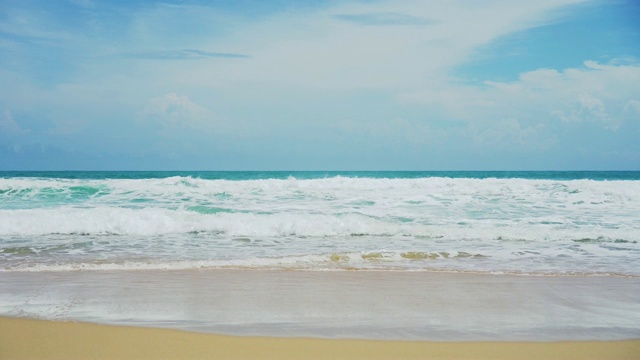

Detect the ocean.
xmin=2 ymin=171 xmax=640 ymax=340
xmin=2 ymin=171 xmax=639 ymax=276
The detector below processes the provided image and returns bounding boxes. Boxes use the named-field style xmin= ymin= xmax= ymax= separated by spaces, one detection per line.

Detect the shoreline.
xmin=2 ymin=317 xmax=640 ymax=360
xmin=2 ymin=269 xmax=639 ymax=341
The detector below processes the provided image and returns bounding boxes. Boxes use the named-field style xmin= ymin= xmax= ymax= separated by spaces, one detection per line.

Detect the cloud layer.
xmin=0 ymin=0 xmax=638 ymax=170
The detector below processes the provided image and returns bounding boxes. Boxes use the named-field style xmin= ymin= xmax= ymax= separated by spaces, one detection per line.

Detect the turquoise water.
xmin=3 ymin=170 xmax=640 ymax=180
xmin=1 ymin=171 xmax=639 ymax=275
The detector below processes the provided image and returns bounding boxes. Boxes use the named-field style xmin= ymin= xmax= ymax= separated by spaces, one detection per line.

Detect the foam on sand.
xmin=2 ymin=270 xmax=639 ymax=341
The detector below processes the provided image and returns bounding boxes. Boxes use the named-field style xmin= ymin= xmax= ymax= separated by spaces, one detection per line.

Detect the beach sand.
xmin=2 ymin=317 xmax=639 ymax=360
xmin=2 ymin=270 xmax=639 ymax=341
xmin=2 ymin=270 xmax=640 ymax=359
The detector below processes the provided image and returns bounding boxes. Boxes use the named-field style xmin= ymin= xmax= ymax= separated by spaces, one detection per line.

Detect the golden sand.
xmin=1 ymin=317 xmax=638 ymax=360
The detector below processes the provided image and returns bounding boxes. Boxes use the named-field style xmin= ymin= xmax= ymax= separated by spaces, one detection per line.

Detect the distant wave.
xmin=1 ymin=175 xmax=638 ymax=275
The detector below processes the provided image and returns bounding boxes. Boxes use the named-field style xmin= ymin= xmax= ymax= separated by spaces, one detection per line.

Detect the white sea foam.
xmin=0 ymin=206 xmax=637 ymax=243
xmin=1 ymin=176 xmax=639 ymax=274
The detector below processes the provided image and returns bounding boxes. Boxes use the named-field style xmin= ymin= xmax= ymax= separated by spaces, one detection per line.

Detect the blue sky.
xmin=1 ymin=0 xmax=639 ymax=170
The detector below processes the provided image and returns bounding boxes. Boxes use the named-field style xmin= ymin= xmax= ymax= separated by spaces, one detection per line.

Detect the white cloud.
xmin=0 ymin=110 xmax=28 ymax=136
xmin=0 ymin=7 xmax=76 ymax=45
xmin=176 ymin=0 xmax=585 ymax=90
xmin=402 ymin=61 xmax=640 ymax=132
xmin=469 ymin=118 xmax=555 ymax=150
xmin=624 ymin=99 xmax=640 ymax=117
xmin=557 ymin=92 xmax=616 ymax=129
xmin=1 ymin=0 xmax=591 ymax=132
xmin=143 ymin=93 xmax=211 ymax=128
xmin=140 ymin=92 xmax=252 ymax=138
xmin=7 ymin=0 xmax=636 ymax=169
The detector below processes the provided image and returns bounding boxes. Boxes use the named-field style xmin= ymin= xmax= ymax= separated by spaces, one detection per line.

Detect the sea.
xmin=2 ymin=171 xmax=640 ymax=340
xmin=1 ymin=171 xmax=639 ymax=276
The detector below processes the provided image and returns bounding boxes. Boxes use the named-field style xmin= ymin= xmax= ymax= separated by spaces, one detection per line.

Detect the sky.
xmin=0 ymin=0 xmax=639 ymax=170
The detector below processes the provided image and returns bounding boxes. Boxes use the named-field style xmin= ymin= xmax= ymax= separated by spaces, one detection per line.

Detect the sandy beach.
xmin=2 ymin=270 xmax=640 ymax=340
xmin=2 ymin=268 xmax=640 ymax=359
xmin=1 ymin=316 xmax=639 ymax=360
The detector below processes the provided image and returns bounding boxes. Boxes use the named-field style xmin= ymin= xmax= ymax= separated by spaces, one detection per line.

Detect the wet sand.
xmin=1 ymin=270 xmax=639 ymax=341
xmin=2 ymin=317 xmax=639 ymax=360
